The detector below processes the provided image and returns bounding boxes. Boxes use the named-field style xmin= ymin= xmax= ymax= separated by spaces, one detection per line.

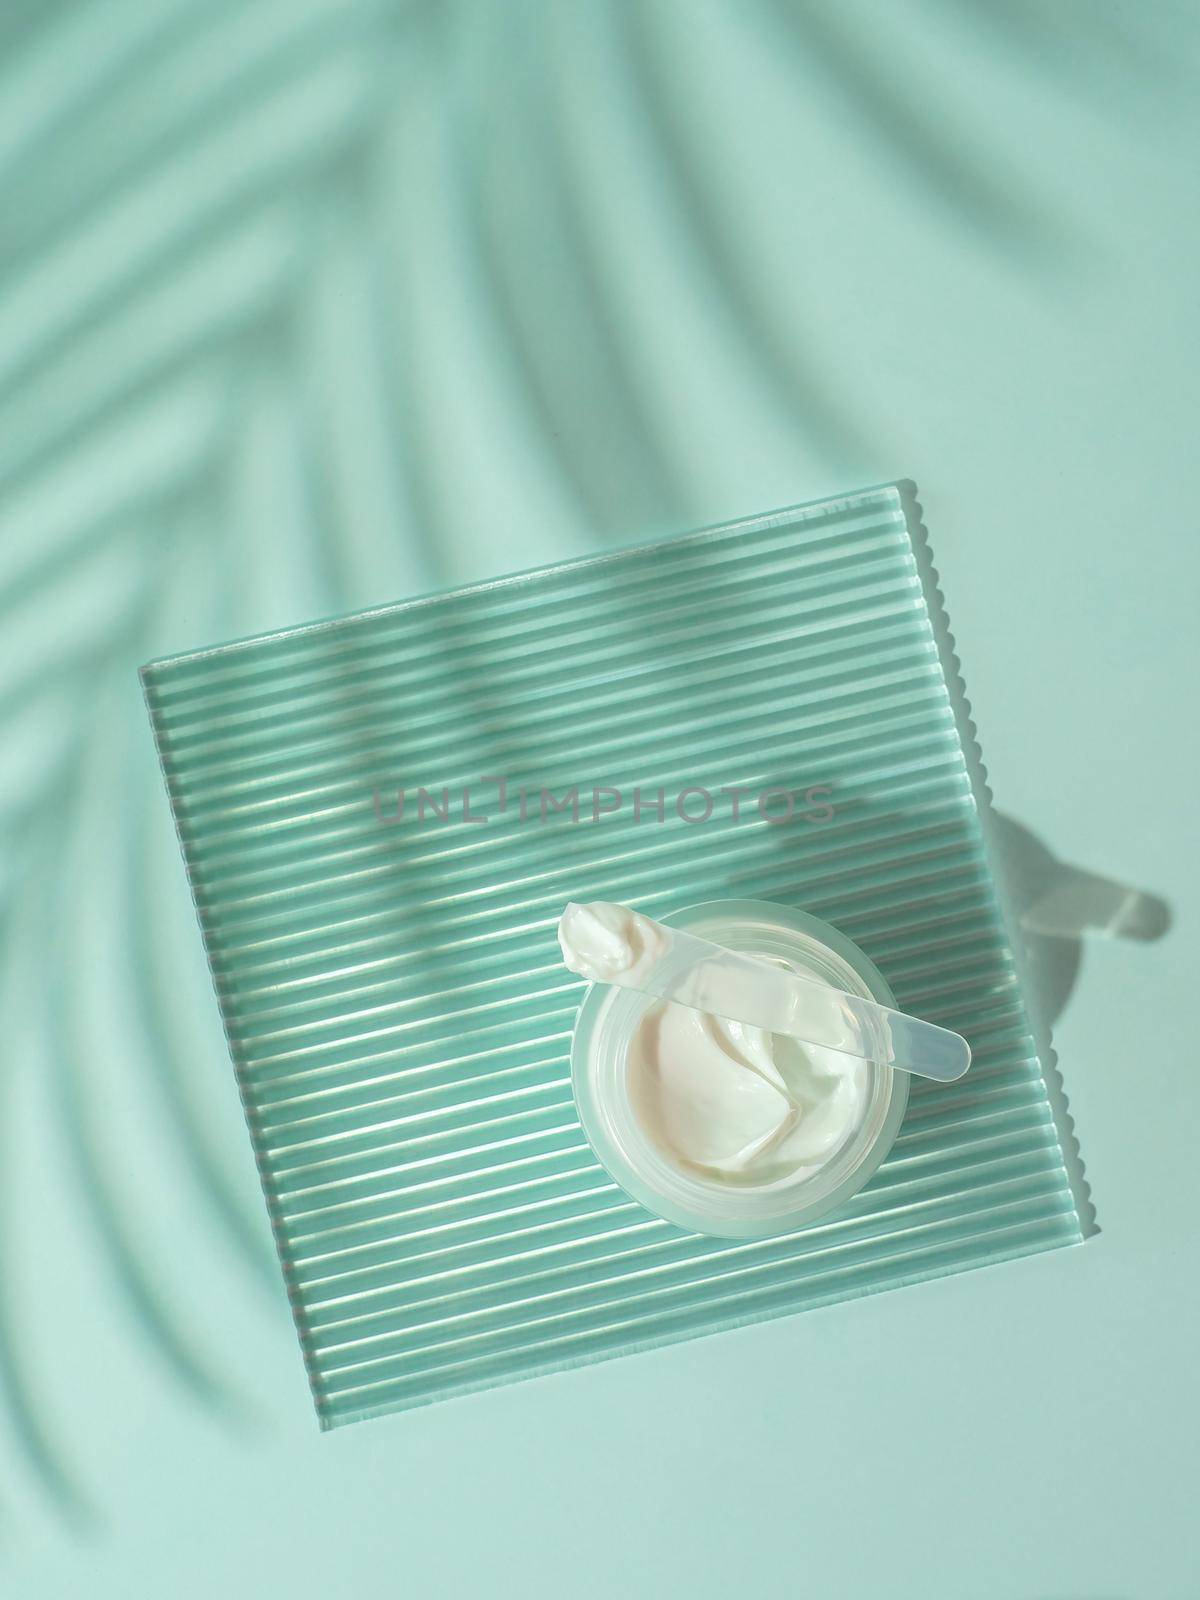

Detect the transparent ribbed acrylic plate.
xmin=142 ymin=483 xmax=1087 ymax=1429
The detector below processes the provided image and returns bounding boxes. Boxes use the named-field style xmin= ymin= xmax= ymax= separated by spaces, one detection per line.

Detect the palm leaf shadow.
xmin=761 ymin=0 xmax=1067 ymax=261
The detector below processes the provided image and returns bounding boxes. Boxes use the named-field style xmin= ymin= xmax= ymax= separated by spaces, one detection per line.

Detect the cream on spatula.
xmin=558 ymin=901 xmax=971 ymax=1083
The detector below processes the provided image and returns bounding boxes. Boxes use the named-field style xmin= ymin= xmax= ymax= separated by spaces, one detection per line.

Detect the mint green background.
xmin=1 ymin=3 xmax=1197 ymax=1595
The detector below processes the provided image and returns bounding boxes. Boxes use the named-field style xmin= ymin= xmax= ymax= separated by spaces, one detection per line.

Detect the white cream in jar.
xmin=626 ymin=1004 xmax=866 ymax=1183
xmin=559 ymin=900 xmax=868 ymax=1188
xmin=566 ymin=900 xmax=907 ymax=1238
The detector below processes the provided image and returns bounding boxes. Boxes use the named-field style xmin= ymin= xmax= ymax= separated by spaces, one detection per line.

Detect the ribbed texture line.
xmin=142 ymin=484 xmax=1085 ymax=1428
